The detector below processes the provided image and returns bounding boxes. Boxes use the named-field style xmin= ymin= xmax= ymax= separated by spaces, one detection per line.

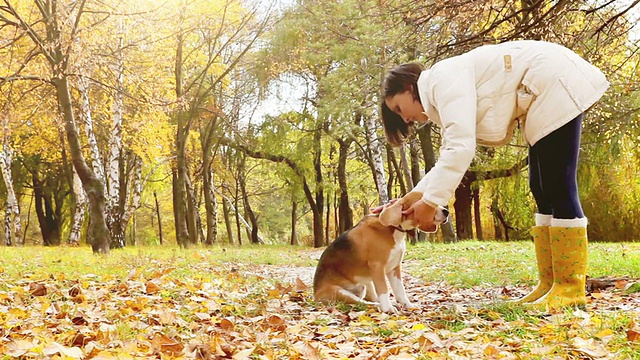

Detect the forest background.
xmin=0 ymin=0 xmax=639 ymax=253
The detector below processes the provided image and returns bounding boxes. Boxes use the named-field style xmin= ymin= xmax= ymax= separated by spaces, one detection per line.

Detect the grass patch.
xmin=406 ymin=240 xmax=640 ymax=287
xmin=0 ymin=244 xmax=316 ymax=283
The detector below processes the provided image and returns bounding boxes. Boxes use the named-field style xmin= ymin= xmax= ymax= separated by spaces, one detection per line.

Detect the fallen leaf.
xmin=219 ymin=317 xmax=235 ymax=330
xmin=42 ymin=342 xmax=84 ymax=359
xmin=29 ymin=282 xmax=47 ymax=296
xmin=627 ymin=322 xmax=640 ymax=342
xmin=571 ymin=337 xmax=609 ymax=358
xmin=295 ymin=277 xmax=308 ymax=292
xmin=5 ymin=340 xmax=36 ymax=357
xmin=266 ymin=314 xmax=286 ymax=331
xmin=483 ymin=344 xmax=500 ymax=356
xmin=232 ymin=347 xmax=255 ymax=360
xmin=151 ymin=333 xmax=184 ymax=356
xmin=145 ymin=281 xmax=160 ymax=294
xmin=69 ymin=285 xmax=82 ymax=297
xmin=293 ymin=341 xmax=320 ymax=360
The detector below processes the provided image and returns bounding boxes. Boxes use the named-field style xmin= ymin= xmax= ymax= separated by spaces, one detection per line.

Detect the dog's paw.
xmin=401 ymin=301 xmax=419 ymax=311
xmin=379 ymin=303 xmax=398 ymax=314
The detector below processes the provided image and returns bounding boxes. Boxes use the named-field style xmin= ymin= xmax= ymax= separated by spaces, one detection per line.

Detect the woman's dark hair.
xmin=380 ymin=62 xmax=425 ymax=146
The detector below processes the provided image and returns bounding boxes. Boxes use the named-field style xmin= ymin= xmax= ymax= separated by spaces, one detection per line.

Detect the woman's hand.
xmin=369 ymin=198 xmax=399 ymax=214
xmin=403 ymin=199 xmax=437 ymax=232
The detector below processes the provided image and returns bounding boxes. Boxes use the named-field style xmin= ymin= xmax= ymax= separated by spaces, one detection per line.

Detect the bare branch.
xmin=0 ymin=75 xmax=50 ymax=86
xmin=592 ymin=0 xmax=640 ymax=35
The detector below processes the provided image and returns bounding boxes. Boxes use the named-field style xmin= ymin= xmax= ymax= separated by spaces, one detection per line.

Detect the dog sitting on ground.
xmin=313 ymin=192 xmax=449 ymax=312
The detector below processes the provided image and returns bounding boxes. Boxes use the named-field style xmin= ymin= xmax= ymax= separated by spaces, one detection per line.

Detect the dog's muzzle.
xmin=434 ymin=206 xmax=449 ymax=225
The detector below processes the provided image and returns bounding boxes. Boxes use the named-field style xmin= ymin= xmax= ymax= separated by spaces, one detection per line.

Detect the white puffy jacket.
xmin=412 ymin=40 xmax=609 ymax=207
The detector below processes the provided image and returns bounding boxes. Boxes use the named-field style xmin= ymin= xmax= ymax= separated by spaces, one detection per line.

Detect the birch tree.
xmin=364 ymin=116 xmax=389 ymax=204
xmin=0 ymin=0 xmax=111 ymax=253
xmin=68 ymin=167 xmax=86 ymax=245
xmin=105 ymin=18 xmax=125 ymax=248
xmin=0 ymin=136 xmax=22 ymax=246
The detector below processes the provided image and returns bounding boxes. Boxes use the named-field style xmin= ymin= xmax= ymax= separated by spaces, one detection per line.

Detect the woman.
xmin=380 ymin=40 xmax=609 ymax=310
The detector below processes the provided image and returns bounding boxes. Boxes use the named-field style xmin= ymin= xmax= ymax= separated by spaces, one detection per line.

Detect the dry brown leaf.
xmin=267 ymin=314 xmax=286 ymax=331
xmin=295 ymin=277 xmax=308 ymax=292
xmin=627 ymin=322 xmax=640 ymax=342
xmin=29 ymin=282 xmax=47 ymax=296
xmin=210 ymin=334 xmax=233 ymax=357
xmin=69 ymin=284 xmax=82 ymax=297
xmin=151 ymin=333 xmax=184 ymax=356
xmin=125 ymin=297 xmax=149 ymax=311
xmin=219 ymin=317 xmax=235 ymax=330
xmin=483 ymin=344 xmax=500 ymax=357
xmin=294 ymin=341 xmax=321 ymax=360
xmin=145 ymin=281 xmax=160 ymax=294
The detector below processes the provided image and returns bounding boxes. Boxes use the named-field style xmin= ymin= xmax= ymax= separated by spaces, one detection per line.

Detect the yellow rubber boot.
xmin=531 ymin=224 xmax=588 ymax=311
xmin=515 ymin=226 xmax=553 ymax=303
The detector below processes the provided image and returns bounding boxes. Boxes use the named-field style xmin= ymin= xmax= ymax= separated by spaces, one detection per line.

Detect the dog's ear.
xmin=402 ymin=191 xmax=423 ymax=205
xmin=379 ymin=202 xmax=403 ymax=227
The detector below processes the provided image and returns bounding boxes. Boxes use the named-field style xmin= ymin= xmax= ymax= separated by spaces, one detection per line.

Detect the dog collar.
xmin=391 ymin=226 xmax=416 ymax=237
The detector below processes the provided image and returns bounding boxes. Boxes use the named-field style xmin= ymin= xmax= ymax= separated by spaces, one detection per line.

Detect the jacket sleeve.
xmin=413 ymin=66 xmax=477 ymax=207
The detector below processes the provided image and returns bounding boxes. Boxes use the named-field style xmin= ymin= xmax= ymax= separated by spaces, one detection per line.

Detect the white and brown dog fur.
xmin=313 ymin=192 xmax=448 ymax=312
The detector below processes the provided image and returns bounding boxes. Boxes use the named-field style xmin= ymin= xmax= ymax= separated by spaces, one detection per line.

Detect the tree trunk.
xmin=364 ymin=115 xmax=389 ymax=204
xmin=0 ymin=142 xmax=21 ymax=246
xmin=78 ymin=77 xmax=105 ymax=182
xmin=386 ymin=146 xmax=406 ymax=195
xmin=68 ymin=167 xmax=86 ymax=245
xmin=408 ymin=140 xmax=422 ymax=186
xmin=173 ymin=31 xmax=191 ymax=248
xmin=172 ymin=167 xmax=189 ymax=247
xmin=290 ymin=198 xmax=298 ymax=245
xmin=53 ymin=78 xmax=110 ymax=253
xmin=120 ymin=154 xmax=143 ymax=234
xmin=238 ymin=161 xmax=260 ymax=244
xmin=417 ymin=124 xmax=437 ymax=173
xmin=106 ymin=30 xmax=125 ymax=249
xmin=454 ymin=176 xmax=474 ymax=240
xmin=336 ymin=139 xmax=353 ymax=234
xmin=202 ymin=153 xmax=218 ymax=245
xmin=222 ymin=197 xmax=234 ymax=244
xmin=185 ymin=172 xmax=201 ymax=244
xmin=234 ymin=186 xmax=243 ymax=246
xmin=473 ymin=187 xmax=483 ymax=240
xmin=130 ymin=213 xmax=137 ymax=246
xmin=154 ymin=191 xmax=164 ymax=245
xmin=399 ymin=144 xmax=413 ymax=192
xmin=32 ymin=170 xmax=60 ymax=246
xmin=313 ymin=129 xmax=325 ymax=247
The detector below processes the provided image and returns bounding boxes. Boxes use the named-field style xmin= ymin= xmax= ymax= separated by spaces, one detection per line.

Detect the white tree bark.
xmin=0 ymin=141 xmax=22 ymax=246
xmin=208 ymin=169 xmax=218 ymax=243
xmin=365 ymin=115 xmax=389 ymax=204
xmin=121 ymin=155 xmax=143 ymax=227
xmin=68 ymin=166 xmax=86 ymax=245
xmin=106 ymin=21 xmax=125 ymax=247
xmin=78 ymin=77 xmax=105 ymax=181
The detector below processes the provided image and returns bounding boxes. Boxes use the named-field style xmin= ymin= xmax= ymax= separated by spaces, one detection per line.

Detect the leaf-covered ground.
xmin=1 ymin=247 xmax=640 ymax=359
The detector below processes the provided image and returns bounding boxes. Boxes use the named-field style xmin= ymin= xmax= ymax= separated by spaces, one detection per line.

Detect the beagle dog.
xmin=313 ymin=192 xmax=449 ymax=312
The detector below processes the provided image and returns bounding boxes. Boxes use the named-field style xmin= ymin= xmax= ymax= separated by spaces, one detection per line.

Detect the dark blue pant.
xmin=529 ymin=114 xmax=584 ymax=219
